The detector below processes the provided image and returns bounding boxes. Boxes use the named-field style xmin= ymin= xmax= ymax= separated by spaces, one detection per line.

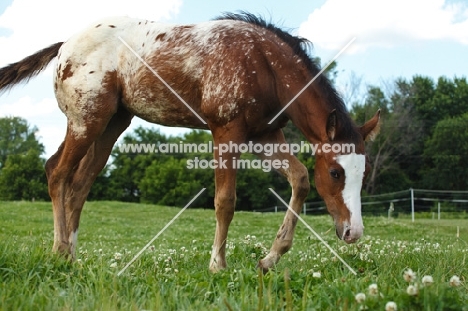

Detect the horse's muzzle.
xmin=335 ymin=221 xmax=363 ymax=244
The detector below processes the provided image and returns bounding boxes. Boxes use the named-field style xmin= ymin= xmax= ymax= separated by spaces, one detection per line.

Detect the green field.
xmin=0 ymin=201 xmax=467 ymax=310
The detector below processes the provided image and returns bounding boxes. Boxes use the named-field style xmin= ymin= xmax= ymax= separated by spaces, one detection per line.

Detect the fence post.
xmin=303 ymin=203 xmax=306 ymax=215
xmin=410 ymin=188 xmax=414 ymax=222
xmin=275 ymin=206 xmax=277 ymax=213
xmin=438 ymin=202 xmax=441 ymax=220
xmin=388 ymin=202 xmax=394 ymax=219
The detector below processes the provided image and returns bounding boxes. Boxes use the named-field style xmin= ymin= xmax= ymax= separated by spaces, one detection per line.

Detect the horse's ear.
xmin=360 ymin=109 xmax=381 ymax=142
xmin=326 ymin=109 xmax=337 ymax=141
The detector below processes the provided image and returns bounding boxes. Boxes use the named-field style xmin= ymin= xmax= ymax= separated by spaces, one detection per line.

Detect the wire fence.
xmin=255 ymin=189 xmax=468 ymax=220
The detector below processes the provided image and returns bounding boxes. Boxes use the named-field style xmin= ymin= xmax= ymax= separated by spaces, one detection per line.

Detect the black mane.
xmin=215 ymin=12 xmax=314 ymax=73
xmin=214 ymin=12 xmax=358 ymax=141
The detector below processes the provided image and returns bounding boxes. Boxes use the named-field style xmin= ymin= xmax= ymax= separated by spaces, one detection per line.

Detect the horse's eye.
xmin=330 ymin=169 xmax=340 ymax=179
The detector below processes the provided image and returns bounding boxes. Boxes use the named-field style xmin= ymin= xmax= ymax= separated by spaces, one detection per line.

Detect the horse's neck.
xmin=281 ymin=84 xmax=329 ymax=145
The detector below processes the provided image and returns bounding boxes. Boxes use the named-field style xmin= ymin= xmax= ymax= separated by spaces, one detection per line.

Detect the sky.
xmin=0 ymin=0 xmax=467 ymax=158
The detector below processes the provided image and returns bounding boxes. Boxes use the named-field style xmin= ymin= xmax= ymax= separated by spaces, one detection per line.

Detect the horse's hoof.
xmin=257 ymin=260 xmax=273 ymax=274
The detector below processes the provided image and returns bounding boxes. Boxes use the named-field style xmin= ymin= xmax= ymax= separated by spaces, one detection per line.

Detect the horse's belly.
xmin=123 ymin=95 xmax=207 ymax=129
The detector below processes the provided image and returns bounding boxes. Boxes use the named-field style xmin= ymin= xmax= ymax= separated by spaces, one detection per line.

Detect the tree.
xmin=0 ymin=149 xmax=48 ymax=200
xmin=0 ymin=117 xmax=47 ymax=201
xmin=0 ymin=117 xmax=44 ymax=169
xmin=105 ymin=126 xmax=171 ymax=202
xmin=352 ymin=83 xmax=422 ymax=194
xmin=350 ymin=75 xmax=468 ymax=194
xmin=421 ymin=113 xmax=468 ymax=190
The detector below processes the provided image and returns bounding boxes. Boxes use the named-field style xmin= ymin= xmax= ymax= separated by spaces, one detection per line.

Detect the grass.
xmin=0 ymin=201 xmax=467 ymax=310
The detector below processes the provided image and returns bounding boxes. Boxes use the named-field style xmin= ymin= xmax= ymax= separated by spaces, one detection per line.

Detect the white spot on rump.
xmin=336 ymin=153 xmax=365 ymax=237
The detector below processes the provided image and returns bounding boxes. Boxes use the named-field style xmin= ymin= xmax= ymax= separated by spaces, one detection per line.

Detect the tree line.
xmin=0 ymin=74 xmax=467 ymax=210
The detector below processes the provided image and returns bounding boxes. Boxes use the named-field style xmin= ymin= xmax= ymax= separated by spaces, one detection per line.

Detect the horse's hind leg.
xmin=45 ymin=107 xmax=132 ymax=258
xmin=252 ymin=129 xmax=310 ymax=272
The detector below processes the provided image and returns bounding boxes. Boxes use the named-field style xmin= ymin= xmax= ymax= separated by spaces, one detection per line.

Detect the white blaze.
xmin=336 ymin=153 xmax=366 ymax=239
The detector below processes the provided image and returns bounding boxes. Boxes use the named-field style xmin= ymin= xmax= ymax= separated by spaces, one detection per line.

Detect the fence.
xmin=255 ymin=189 xmax=468 ymax=220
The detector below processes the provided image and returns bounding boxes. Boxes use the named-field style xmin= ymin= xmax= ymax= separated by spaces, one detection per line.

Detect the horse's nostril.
xmin=345 ymin=229 xmax=351 ymax=238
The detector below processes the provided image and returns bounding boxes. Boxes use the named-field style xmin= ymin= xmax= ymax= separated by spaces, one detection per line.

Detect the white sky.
xmin=0 ymin=0 xmax=467 ymax=158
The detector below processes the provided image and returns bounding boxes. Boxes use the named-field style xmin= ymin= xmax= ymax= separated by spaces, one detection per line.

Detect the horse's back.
xmin=53 ymin=16 xmax=280 ymax=129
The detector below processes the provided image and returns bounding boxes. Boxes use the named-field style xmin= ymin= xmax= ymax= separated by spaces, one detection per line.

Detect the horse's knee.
xmin=215 ymin=190 xmax=236 ymax=211
xmin=293 ymin=165 xmax=310 ymax=199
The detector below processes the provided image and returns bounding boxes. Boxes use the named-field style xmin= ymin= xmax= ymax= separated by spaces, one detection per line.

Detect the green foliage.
xmin=0 ymin=116 xmax=44 ymax=169
xmin=140 ymin=157 xmax=210 ymax=206
xmin=351 ymin=75 xmax=468 ymax=195
xmin=0 ymin=149 xmax=48 ymax=201
xmin=0 ymin=117 xmax=47 ymax=201
xmin=421 ymin=113 xmax=468 ymax=190
xmin=0 ymin=149 xmax=49 ymax=200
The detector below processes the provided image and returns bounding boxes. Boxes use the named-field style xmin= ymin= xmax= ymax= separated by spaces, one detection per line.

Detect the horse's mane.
xmin=215 ymin=12 xmax=359 ymax=141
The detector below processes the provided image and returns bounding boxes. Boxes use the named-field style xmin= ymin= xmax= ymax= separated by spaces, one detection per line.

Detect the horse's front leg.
xmin=209 ymin=130 xmax=243 ymax=272
xmin=254 ymin=130 xmax=310 ymax=272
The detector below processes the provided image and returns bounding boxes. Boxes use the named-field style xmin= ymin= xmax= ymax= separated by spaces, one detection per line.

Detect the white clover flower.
xmin=422 ymin=275 xmax=434 ymax=286
xmin=406 ymin=284 xmax=418 ymax=296
xmin=114 ymin=252 xmax=122 ymax=260
xmin=355 ymin=292 xmax=366 ymax=303
xmin=403 ymin=268 xmax=417 ymax=282
xmin=312 ymin=271 xmax=321 ymax=278
xmin=385 ymin=301 xmax=397 ymax=311
xmin=110 ymin=262 xmax=118 ymax=268
xmin=368 ymin=283 xmax=378 ymax=296
xmin=449 ymin=275 xmax=461 ymax=287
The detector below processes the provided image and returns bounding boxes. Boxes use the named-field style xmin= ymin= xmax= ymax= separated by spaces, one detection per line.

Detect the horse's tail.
xmin=0 ymin=42 xmax=64 ymax=93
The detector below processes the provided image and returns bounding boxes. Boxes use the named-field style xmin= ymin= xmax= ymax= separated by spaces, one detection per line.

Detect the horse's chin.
xmin=344 ymin=236 xmax=359 ymax=244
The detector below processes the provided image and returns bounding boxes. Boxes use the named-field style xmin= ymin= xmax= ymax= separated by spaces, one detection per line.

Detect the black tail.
xmin=0 ymin=42 xmax=64 ymax=93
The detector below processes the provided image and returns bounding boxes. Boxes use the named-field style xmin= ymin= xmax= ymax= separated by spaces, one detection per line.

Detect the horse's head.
xmin=314 ymin=109 xmax=380 ymax=244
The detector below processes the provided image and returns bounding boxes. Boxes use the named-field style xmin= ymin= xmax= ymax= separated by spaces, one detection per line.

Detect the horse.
xmin=0 ymin=12 xmax=380 ymax=272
